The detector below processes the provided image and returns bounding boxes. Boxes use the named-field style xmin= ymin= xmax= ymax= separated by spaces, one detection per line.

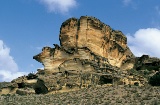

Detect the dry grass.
xmin=0 ymin=85 xmax=160 ymax=105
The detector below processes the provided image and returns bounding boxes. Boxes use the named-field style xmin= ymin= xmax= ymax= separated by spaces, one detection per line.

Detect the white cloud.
xmin=0 ymin=70 xmax=27 ymax=82
xmin=123 ymin=0 xmax=132 ymax=6
xmin=127 ymin=28 xmax=160 ymax=58
xmin=0 ymin=40 xmax=28 ymax=82
xmin=39 ymin=0 xmax=77 ymax=14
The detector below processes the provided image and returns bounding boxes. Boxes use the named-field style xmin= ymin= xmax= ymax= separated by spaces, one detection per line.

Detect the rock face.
xmin=33 ymin=16 xmax=134 ymax=74
xmin=60 ymin=16 xmax=134 ymax=67
xmin=31 ymin=16 xmax=140 ymax=94
xmin=1 ymin=16 xmax=158 ymax=95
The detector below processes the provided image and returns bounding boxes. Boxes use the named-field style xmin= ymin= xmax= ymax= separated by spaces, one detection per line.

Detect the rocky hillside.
xmin=1 ymin=85 xmax=160 ymax=105
xmin=0 ymin=16 xmax=160 ymax=96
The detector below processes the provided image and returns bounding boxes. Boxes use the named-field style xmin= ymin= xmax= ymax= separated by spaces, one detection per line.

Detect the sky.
xmin=0 ymin=0 xmax=160 ymax=82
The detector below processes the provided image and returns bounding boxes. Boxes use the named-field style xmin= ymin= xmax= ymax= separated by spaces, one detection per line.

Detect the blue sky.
xmin=0 ymin=0 xmax=160 ymax=81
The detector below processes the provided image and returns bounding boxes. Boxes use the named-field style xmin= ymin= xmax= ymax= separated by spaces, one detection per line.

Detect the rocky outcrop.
xmin=33 ymin=16 xmax=135 ymax=75
xmin=134 ymin=55 xmax=160 ymax=71
xmin=60 ymin=16 xmax=134 ymax=68
xmin=1 ymin=16 xmax=155 ymax=95
xmin=29 ymin=16 xmax=144 ymax=94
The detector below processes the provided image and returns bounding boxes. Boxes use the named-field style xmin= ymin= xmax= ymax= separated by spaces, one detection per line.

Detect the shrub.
xmin=149 ymin=72 xmax=160 ymax=86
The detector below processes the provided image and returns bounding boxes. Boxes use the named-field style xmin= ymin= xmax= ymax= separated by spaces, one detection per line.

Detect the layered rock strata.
xmin=59 ymin=16 xmax=134 ymax=68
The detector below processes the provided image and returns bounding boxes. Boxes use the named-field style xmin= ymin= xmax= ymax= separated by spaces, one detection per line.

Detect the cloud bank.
xmin=39 ymin=0 xmax=77 ymax=14
xmin=127 ymin=28 xmax=160 ymax=58
xmin=0 ymin=40 xmax=27 ymax=82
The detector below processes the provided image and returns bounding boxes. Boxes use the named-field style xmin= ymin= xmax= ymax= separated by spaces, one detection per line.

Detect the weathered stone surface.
xmin=60 ymin=16 xmax=134 ymax=68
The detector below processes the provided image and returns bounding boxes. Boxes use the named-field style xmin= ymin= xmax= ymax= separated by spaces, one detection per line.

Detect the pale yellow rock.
xmin=60 ymin=16 xmax=134 ymax=68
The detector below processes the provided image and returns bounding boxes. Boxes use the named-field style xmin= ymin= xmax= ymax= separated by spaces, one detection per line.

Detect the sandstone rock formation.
xmin=1 ymin=16 xmax=159 ymax=95
xmin=59 ymin=16 xmax=134 ymax=68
